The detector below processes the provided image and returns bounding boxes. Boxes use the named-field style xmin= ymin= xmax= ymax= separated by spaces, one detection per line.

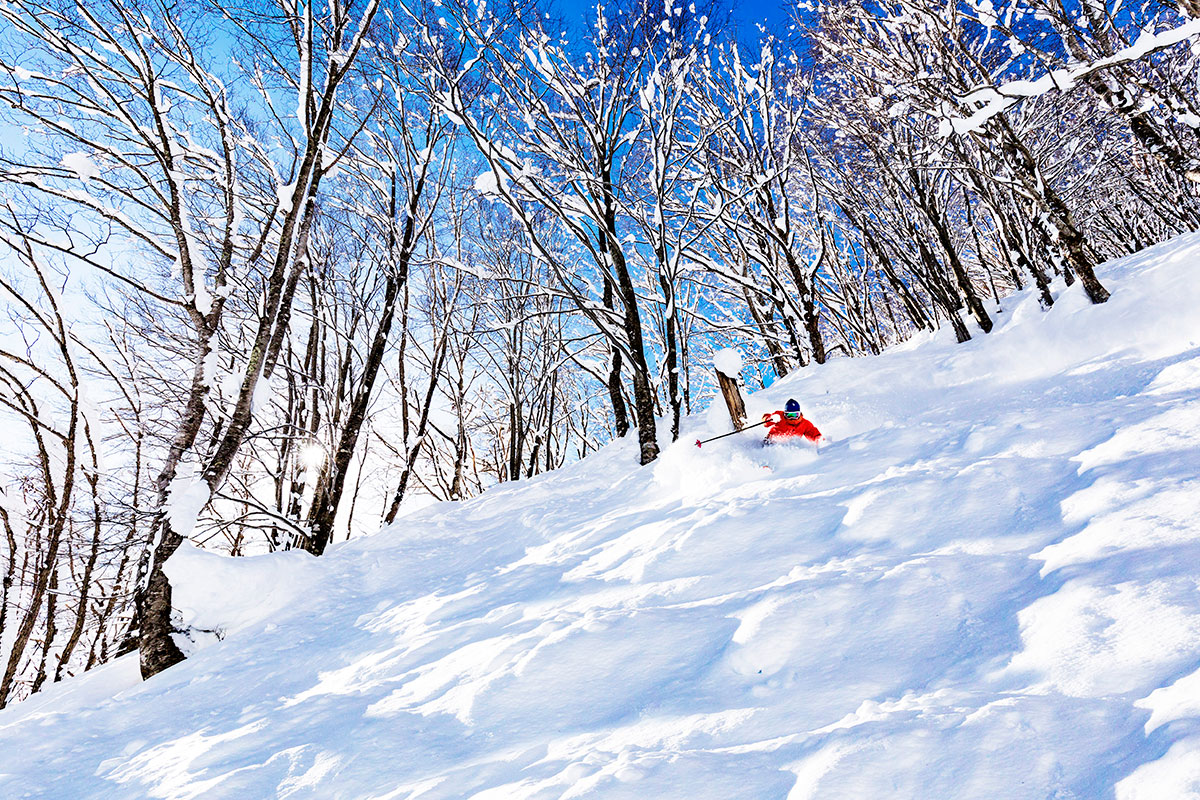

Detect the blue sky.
xmin=549 ymin=0 xmax=794 ymax=37
xmin=727 ymin=0 xmax=792 ymax=27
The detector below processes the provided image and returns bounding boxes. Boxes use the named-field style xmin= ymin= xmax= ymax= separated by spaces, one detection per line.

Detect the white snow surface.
xmin=712 ymin=347 xmax=743 ymax=378
xmin=4 ymin=234 xmax=1200 ymax=798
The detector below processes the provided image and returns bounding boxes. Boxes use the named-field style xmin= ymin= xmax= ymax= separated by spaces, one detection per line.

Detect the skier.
xmin=762 ymin=399 xmax=822 ymax=444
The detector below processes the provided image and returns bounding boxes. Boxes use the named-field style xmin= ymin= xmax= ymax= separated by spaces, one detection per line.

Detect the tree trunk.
xmin=137 ymin=523 xmax=187 ymax=680
xmin=303 ymin=269 xmax=403 ymax=555
xmin=136 ymin=327 xmax=218 ymax=680
xmin=602 ymin=278 xmax=631 ymax=438
xmin=715 ymin=369 xmax=747 ymax=431
xmin=782 ymin=249 xmax=827 ymax=365
xmin=304 ymin=168 xmax=417 ymax=555
xmin=994 ymin=119 xmax=1110 ymax=304
xmin=841 ymin=205 xmax=932 ymax=332
xmin=508 ymin=401 xmax=521 ymax=482
xmin=525 ymin=435 xmax=542 ymax=478
xmin=0 ymin=505 xmax=15 ymax=681
xmin=658 ymin=272 xmax=682 ymax=442
xmin=614 ymin=268 xmax=660 ymax=464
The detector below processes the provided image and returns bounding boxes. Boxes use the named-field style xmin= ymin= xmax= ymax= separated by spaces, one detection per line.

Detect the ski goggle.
xmin=784 ymin=410 xmax=800 ymax=419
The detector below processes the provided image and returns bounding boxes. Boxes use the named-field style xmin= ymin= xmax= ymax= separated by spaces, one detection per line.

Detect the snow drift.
xmin=3 ymin=234 xmax=1200 ymax=798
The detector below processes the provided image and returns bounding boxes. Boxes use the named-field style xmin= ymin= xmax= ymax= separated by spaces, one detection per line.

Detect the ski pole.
xmin=695 ymin=418 xmax=769 ymax=448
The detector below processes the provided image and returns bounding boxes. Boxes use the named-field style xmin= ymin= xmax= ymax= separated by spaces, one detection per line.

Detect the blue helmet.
xmin=784 ymin=398 xmax=800 ymax=418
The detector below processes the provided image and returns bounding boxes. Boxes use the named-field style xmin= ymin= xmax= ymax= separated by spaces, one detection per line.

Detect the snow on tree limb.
xmin=946 ymin=19 xmax=1200 ymax=136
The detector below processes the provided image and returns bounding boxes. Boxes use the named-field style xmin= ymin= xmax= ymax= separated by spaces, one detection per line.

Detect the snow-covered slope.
xmin=4 ymin=235 xmax=1200 ymax=799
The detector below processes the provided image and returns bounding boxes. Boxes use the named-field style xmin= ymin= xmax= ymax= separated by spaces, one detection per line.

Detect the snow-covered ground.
xmin=3 ymin=234 xmax=1200 ymax=798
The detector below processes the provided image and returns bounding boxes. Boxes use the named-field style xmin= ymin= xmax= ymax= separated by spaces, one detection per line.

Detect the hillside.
xmin=2 ymin=233 xmax=1200 ymax=799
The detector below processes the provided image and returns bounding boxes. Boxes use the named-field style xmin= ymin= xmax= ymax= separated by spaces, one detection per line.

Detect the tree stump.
xmin=715 ymin=368 xmax=747 ymax=431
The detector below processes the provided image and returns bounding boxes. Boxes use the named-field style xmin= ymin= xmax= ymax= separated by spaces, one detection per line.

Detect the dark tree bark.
xmin=715 ymin=369 xmax=747 ymax=431
xmin=609 ymin=233 xmax=661 ymax=465
xmin=657 ymin=270 xmax=683 ymax=442
xmin=602 ymin=278 xmax=631 ymax=438
xmin=0 ymin=505 xmax=14 ymax=676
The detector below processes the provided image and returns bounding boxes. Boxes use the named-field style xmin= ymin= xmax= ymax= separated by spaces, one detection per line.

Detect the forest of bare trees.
xmin=1 ymin=0 xmax=1197 ymax=704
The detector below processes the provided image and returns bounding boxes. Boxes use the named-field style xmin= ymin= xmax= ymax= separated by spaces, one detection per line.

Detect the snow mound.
xmin=3 ymin=233 xmax=1200 ymax=798
xmin=713 ymin=347 xmax=743 ymax=377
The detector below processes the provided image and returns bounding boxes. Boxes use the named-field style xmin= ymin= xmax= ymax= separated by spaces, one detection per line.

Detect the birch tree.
xmin=0 ymin=0 xmax=382 ymax=677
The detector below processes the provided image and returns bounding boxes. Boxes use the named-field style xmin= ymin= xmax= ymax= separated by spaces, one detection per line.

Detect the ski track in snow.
xmin=3 ymin=234 xmax=1200 ymax=798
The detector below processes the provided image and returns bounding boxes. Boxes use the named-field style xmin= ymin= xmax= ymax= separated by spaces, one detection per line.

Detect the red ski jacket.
xmin=763 ymin=411 xmax=822 ymax=442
